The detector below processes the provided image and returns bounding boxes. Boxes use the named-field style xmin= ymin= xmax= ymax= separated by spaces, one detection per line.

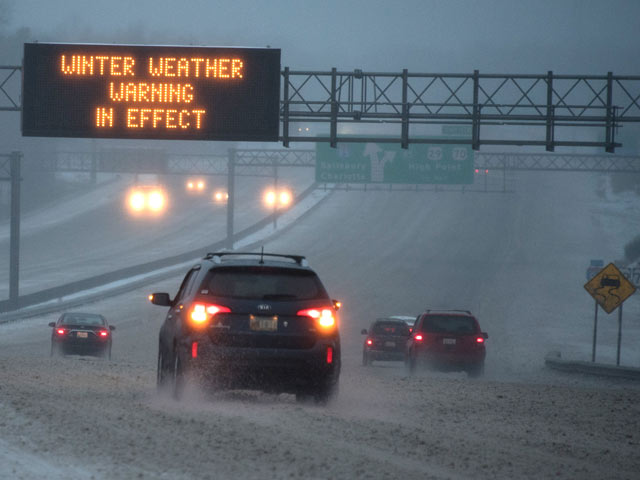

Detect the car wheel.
xmin=362 ymin=350 xmax=371 ymax=366
xmin=50 ymin=343 xmax=58 ymax=357
xmin=295 ymin=391 xmax=312 ymax=404
xmin=407 ymin=352 xmax=417 ymax=375
xmin=107 ymin=345 xmax=112 ymax=361
xmin=312 ymin=381 xmax=339 ymax=406
xmin=172 ymin=351 xmax=185 ymax=401
xmin=156 ymin=346 xmax=171 ymax=393
xmin=467 ymin=361 xmax=485 ymax=378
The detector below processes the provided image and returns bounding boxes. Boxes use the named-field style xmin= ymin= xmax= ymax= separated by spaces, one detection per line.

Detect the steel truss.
xmin=281 ymin=69 xmax=640 ymax=152
xmin=475 ymin=152 xmax=640 ymax=173
xmin=45 ymin=149 xmax=640 ymax=176
xmin=49 ymin=149 xmax=316 ymax=177
xmin=4 ymin=64 xmax=640 ymax=152
xmin=0 ymin=66 xmax=21 ymax=112
xmin=0 ymin=153 xmax=12 ymax=181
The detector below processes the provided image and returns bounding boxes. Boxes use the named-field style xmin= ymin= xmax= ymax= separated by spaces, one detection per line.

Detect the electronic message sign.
xmin=22 ymin=43 xmax=281 ymax=141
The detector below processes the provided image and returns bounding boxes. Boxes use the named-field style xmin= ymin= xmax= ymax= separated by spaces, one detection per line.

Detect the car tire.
xmin=312 ymin=381 xmax=339 ymax=406
xmin=467 ymin=361 xmax=485 ymax=378
xmin=407 ymin=352 xmax=417 ymax=375
xmin=172 ymin=352 xmax=185 ymax=401
xmin=50 ymin=343 xmax=58 ymax=357
xmin=362 ymin=350 xmax=371 ymax=366
xmin=156 ymin=347 xmax=172 ymax=393
xmin=101 ymin=345 xmax=111 ymax=360
xmin=295 ymin=391 xmax=312 ymax=404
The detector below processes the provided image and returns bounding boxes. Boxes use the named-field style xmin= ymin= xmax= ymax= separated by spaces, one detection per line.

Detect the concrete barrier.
xmin=0 ymin=184 xmax=333 ymax=322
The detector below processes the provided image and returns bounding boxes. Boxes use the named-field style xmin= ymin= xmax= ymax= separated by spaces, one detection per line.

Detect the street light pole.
xmin=226 ymin=149 xmax=236 ymax=250
xmin=9 ymin=151 xmax=21 ymax=308
xmin=272 ymin=158 xmax=278 ymax=230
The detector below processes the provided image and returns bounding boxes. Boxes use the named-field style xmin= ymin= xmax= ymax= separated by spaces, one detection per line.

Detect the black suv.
xmin=150 ymin=252 xmax=341 ymax=403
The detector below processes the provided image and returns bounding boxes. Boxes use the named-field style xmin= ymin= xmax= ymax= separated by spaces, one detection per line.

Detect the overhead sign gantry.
xmin=21 ymin=43 xmax=281 ymax=141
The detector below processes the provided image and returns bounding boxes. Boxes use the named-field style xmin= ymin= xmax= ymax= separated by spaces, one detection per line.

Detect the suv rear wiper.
xmin=262 ymin=294 xmax=298 ymax=300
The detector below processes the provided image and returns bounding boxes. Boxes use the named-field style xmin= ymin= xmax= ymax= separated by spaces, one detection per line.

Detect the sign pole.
xmin=9 ymin=151 xmax=21 ymax=308
xmin=585 ymin=262 xmax=636 ymax=366
xmin=591 ymin=300 xmax=598 ymax=362
xmin=273 ymin=159 xmax=278 ymax=229
xmin=226 ymin=149 xmax=235 ymax=250
xmin=616 ymin=304 xmax=623 ymax=366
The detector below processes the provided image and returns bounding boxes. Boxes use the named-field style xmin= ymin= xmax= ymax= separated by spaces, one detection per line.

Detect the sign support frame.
xmin=616 ymin=304 xmax=623 ymax=366
xmin=591 ymin=300 xmax=598 ymax=362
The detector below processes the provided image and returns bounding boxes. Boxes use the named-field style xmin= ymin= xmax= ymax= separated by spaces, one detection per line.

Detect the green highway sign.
xmin=316 ymin=139 xmax=473 ymax=184
xmin=442 ymin=125 xmax=472 ymax=137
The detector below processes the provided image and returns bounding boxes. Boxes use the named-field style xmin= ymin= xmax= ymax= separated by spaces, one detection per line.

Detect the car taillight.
xmin=192 ymin=342 xmax=198 ymax=358
xmin=190 ymin=303 xmax=231 ymax=326
xmin=56 ymin=328 xmax=66 ymax=335
xmin=326 ymin=346 xmax=334 ymax=364
xmin=297 ymin=308 xmax=336 ymax=329
xmin=414 ymin=334 xmax=424 ymax=341
xmin=98 ymin=330 xmax=109 ymax=337
xmin=366 ymin=338 xmax=373 ymax=346
xmin=476 ymin=337 xmax=485 ymax=343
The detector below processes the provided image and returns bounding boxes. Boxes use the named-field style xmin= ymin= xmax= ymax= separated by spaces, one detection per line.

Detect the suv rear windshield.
xmin=421 ymin=315 xmax=477 ymax=334
xmin=204 ymin=267 xmax=328 ymax=300
xmin=372 ymin=321 xmax=410 ymax=336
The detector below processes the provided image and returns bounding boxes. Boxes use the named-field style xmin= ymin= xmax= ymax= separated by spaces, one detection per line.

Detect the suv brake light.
xmin=414 ymin=333 xmax=424 ymax=341
xmin=56 ymin=328 xmax=66 ymax=335
xmin=98 ymin=330 xmax=109 ymax=337
xmin=297 ymin=308 xmax=336 ymax=329
xmin=326 ymin=346 xmax=334 ymax=364
xmin=476 ymin=336 xmax=485 ymax=343
xmin=190 ymin=303 xmax=231 ymax=325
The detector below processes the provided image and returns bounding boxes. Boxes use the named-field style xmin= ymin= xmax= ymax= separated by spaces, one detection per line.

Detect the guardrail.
xmin=545 ymin=351 xmax=640 ymax=380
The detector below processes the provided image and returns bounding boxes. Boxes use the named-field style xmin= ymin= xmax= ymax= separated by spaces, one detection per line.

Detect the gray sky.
xmin=5 ymin=0 xmax=640 ymax=73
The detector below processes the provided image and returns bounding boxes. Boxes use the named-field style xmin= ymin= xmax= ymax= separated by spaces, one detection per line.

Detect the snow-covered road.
xmin=0 ymin=169 xmax=314 ymax=298
xmin=1 ymin=169 xmax=639 ymax=479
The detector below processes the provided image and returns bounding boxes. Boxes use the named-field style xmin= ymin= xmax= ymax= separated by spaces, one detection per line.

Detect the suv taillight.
xmin=297 ymin=308 xmax=336 ymax=329
xmin=190 ymin=303 xmax=231 ymax=326
xmin=56 ymin=328 xmax=66 ymax=335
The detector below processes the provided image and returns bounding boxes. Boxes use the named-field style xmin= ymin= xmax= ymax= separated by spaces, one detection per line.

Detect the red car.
xmin=405 ymin=310 xmax=488 ymax=377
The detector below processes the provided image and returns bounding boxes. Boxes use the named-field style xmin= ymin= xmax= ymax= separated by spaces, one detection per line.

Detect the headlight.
xmin=147 ymin=190 xmax=165 ymax=211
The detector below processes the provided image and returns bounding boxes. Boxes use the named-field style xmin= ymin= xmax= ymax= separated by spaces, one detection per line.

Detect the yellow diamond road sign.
xmin=584 ymin=263 xmax=637 ymax=314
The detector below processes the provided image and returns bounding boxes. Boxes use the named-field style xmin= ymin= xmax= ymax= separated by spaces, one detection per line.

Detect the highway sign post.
xmin=584 ymin=262 xmax=637 ymax=365
xmin=316 ymin=139 xmax=473 ymax=184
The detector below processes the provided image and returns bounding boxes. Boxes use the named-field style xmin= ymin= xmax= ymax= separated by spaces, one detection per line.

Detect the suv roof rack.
xmin=204 ymin=252 xmax=308 ymax=267
xmin=425 ymin=309 xmax=472 ymax=315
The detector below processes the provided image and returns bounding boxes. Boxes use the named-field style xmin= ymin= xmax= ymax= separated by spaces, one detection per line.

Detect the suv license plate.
xmin=384 ymin=341 xmax=396 ymax=347
xmin=250 ymin=316 xmax=278 ymax=332
xmin=77 ymin=332 xmax=88 ymax=338
xmin=442 ymin=338 xmax=456 ymax=345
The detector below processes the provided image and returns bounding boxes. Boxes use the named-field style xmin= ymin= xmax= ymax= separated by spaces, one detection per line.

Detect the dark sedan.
xmin=361 ymin=318 xmax=411 ymax=366
xmin=49 ymin=312 xmax=115 ymax=359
